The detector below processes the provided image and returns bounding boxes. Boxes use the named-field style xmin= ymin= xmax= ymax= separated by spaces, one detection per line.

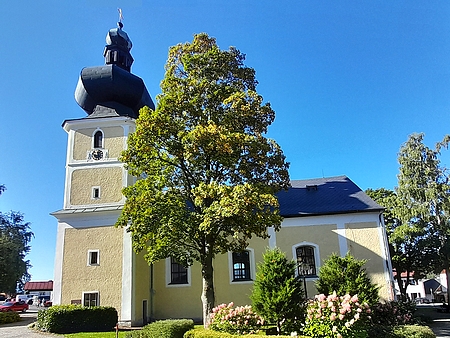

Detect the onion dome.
xmin=74 ymin=21 xmax=154 ymax=119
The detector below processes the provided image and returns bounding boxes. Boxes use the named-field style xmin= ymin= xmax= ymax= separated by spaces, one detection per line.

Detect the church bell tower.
xmin=52 ymin=19 xmax=154 ymax=326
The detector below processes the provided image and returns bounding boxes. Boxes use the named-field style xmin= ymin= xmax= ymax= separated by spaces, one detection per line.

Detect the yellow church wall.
xmin=73 ymin=126 xmax=125 ymax=160
xmin=214 ymin=237 xmax=268 ymax=308
xmin=61 ymin=226 xmax=123 ymax=315
xmin=132 ymin=251 xmax=152 ymax=324
xmin=275 ymin=224 xmax=340 ymax=296
xmin=70 ymin=167 xmax=123 ymax=205
xmin=345 ymin=222 xmax=389 ymax=300
xmin=152 ymin=260 xmax=203 ymax=320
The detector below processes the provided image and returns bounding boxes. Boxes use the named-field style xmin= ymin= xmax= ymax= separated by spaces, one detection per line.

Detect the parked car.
xmin=0 ymin=301 xmax=29 ymax=312
xmin=44 ymin=301 xmax=52 ymax=307
xmin=414 ymin=297 xmax=430 ymax=304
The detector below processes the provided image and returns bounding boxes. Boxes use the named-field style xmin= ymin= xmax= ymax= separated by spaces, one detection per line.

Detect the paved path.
xmin=431 ymin=318 xmax=450 ymax=338
xmin=0 ymin=307 xmax=61 ymax=338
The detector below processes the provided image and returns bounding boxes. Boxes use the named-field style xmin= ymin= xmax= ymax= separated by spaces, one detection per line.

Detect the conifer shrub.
xmin=250 ymin=247 xmax=306 ymax=335
xmin=315 ymin=253 xmax=380 ymax=306
xmin=36 ymin=304 xmax=117 ymax=333
xmin=125 ymin=319 xmax=194 ymax=338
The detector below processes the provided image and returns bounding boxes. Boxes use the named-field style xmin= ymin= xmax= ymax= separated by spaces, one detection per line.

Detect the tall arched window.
xmin=93 ymin=130 xmax=103 ymax=148
xmin=296 ymin=246 xmax=317 ymax=277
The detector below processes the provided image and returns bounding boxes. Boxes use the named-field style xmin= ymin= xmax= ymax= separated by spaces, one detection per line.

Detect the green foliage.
xmin=64 ymin=333 xmax=128 ymax=338
xmin=315 ymin=253 xmax=379 ymax=306
xmin=125 ymin=319 xmax=194 ymax=338
xmin=0 ymin=203 xmax=33 ymax=294
xmin=365 ymin=188 xmax=430 ymax=299
xmin=209 ymin=302 xmax=263 ymax=334
xmin=184 ymin=327 xmax=305 ymax=337
xmin=36 ymin=304 xmax=118 ymax=334
xmin=394 ymin=133 xmax=450 ymax=301
xmin=250 ymin=248 xmax=305 ymax=335
xmin=391 ymin=325 xmax=435 ymax=338
xmin=0 ymin=311 xmax=20 ymax=324
xmin=116 ymin=33 xmax=290 ymax=324
xmin=370 ymin=300 xmax=416 ymax=327
xmin=303 ymin=292 xmax=371 ymax=338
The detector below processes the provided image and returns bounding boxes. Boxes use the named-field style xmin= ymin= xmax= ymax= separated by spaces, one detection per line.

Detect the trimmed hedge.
xmin=183 ymin=328 xmax=308 ymax=337
xmin=391 ymin=325 xmax=435 ymax=338
xmin=0 ymin=311 xmax=21 ymax=324
xmin=183 ymin=326 xmax=434 ymax=338
xmin=36 ymin=304 xmax=117 ymax=333
xmin=125 ymin=319 xmax=194 ymax=338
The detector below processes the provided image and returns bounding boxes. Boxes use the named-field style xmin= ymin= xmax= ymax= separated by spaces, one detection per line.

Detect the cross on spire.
xmin=118 ymin=8 xmax=124 ymax=28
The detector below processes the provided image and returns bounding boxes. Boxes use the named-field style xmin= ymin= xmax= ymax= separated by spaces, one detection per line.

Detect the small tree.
xmin=250 ymin=248 xmax=305 ymax=335
xmin=315 ymin=253 xmax=379 ymax=306
xmin=0 ymin=186 xmax=33 ymax=294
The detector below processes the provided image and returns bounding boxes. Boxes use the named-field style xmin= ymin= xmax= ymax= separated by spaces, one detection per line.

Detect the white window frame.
xmin=165 ymin=257 xmax=191 ymax=287
xmin=91 ymin=186 xmax=101 ymax=200
xmin=292 ymin=242 xmax=320 ymax=280
xmin=92 ymin=129 xmax=104 ymax=149
xmin=82 ymin=291 xmax=99 ymax=307
xmin=228 ymin=248 xmax=255 ymax=284
xmin=87 ymin=250 xmax=100 ymax=266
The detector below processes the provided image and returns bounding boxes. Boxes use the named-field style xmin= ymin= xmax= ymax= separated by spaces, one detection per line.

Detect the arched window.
xmin=93 ymin=130 xmax=103 ymax=149
xmin=296 ymin=245 xmax=317 ymax=277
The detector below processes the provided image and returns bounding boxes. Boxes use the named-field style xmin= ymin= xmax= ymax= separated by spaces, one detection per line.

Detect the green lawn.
xmin=63 ymin=332 xmax=129 ymax=338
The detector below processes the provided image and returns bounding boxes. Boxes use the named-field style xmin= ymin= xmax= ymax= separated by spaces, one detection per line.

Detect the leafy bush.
xmin=370 ymin=300 xmax=416 ymax=326
xmin=251 ymin=247 xmax=306 ymax=335
xmin=391 ymin=325 xmax=435 ymax=338
xmin=125 ymin=319 xmax=194 ymax=338
xmin=315 ymin=253 xmax=380 ymax=306
xmin=184 ymin=327 xmax=307 ymax=337
xmin=36 ymin=304 xmax=117 ymax=333
xmin=0 ymin=311 xmax=20 ymax=324
xmin=303 ymin=292 xmax=371 ymax=338
xmin=209 ymin=302 xmax=263 ymax=335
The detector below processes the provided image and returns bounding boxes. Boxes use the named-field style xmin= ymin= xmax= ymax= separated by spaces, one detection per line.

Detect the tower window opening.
xmin=94 ymin=130 xmax=103 ymax=148
xmin=92 ymin=187 xmax=100 ymax=199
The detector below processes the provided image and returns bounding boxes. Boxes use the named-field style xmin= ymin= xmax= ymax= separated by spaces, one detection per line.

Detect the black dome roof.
xmin=74 ymin=24 xmax=154 ymax=119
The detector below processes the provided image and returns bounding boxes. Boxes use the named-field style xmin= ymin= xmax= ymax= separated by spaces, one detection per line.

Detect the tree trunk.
xmin=395 ymin=272 xmax=407 ymax=300
xmin=445 ymin=263 xmax=450 ymax=304
xmin=201 ymin=251 xmax=215 ymax=328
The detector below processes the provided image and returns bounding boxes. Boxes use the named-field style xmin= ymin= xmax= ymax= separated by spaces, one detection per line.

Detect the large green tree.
xmin=395 ymin=133 xmax=450 ymax=301
xmin=365 ymin=188 xmax=432 ymax=299
xmin=0 ymin=186 xmax=33 ymax=294
xmin=116 ymin=33 xmax=290 ymax=325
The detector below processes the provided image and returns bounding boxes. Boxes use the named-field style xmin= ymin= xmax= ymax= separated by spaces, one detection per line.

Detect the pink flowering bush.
xmin=303 ymin=292 xmax=371 ymax=338
xmin=209 ymin=302 xmax=264 ymax=335
xmin=370 ymin=300 xmax=416 ymax=327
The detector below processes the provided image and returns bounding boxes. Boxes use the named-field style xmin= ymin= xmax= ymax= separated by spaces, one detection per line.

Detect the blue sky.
xmin=1 ymin=1 xmax=449 ymax=282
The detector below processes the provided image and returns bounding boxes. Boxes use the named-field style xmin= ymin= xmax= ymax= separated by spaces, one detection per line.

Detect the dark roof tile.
xmin=278 ymin=175 xmax=383 ymax=217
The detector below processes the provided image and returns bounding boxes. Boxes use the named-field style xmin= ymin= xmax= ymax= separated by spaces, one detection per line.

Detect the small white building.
xmin=393 ymin=271 xmax=446 ymax=303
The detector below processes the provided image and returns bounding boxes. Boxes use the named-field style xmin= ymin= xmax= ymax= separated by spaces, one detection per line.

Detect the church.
xmin=52 ymin=21 xmax=394 ymax=326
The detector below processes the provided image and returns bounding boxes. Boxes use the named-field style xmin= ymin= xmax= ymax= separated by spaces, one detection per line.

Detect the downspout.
xmin=150 ymin=263 xmax=154 ymax=322
xmin=379 ymin=212 xmax=395 ymax=300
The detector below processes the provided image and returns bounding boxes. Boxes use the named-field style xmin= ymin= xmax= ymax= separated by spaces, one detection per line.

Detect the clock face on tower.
xmin=91 ymin=149 xmax=104 ymax=160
